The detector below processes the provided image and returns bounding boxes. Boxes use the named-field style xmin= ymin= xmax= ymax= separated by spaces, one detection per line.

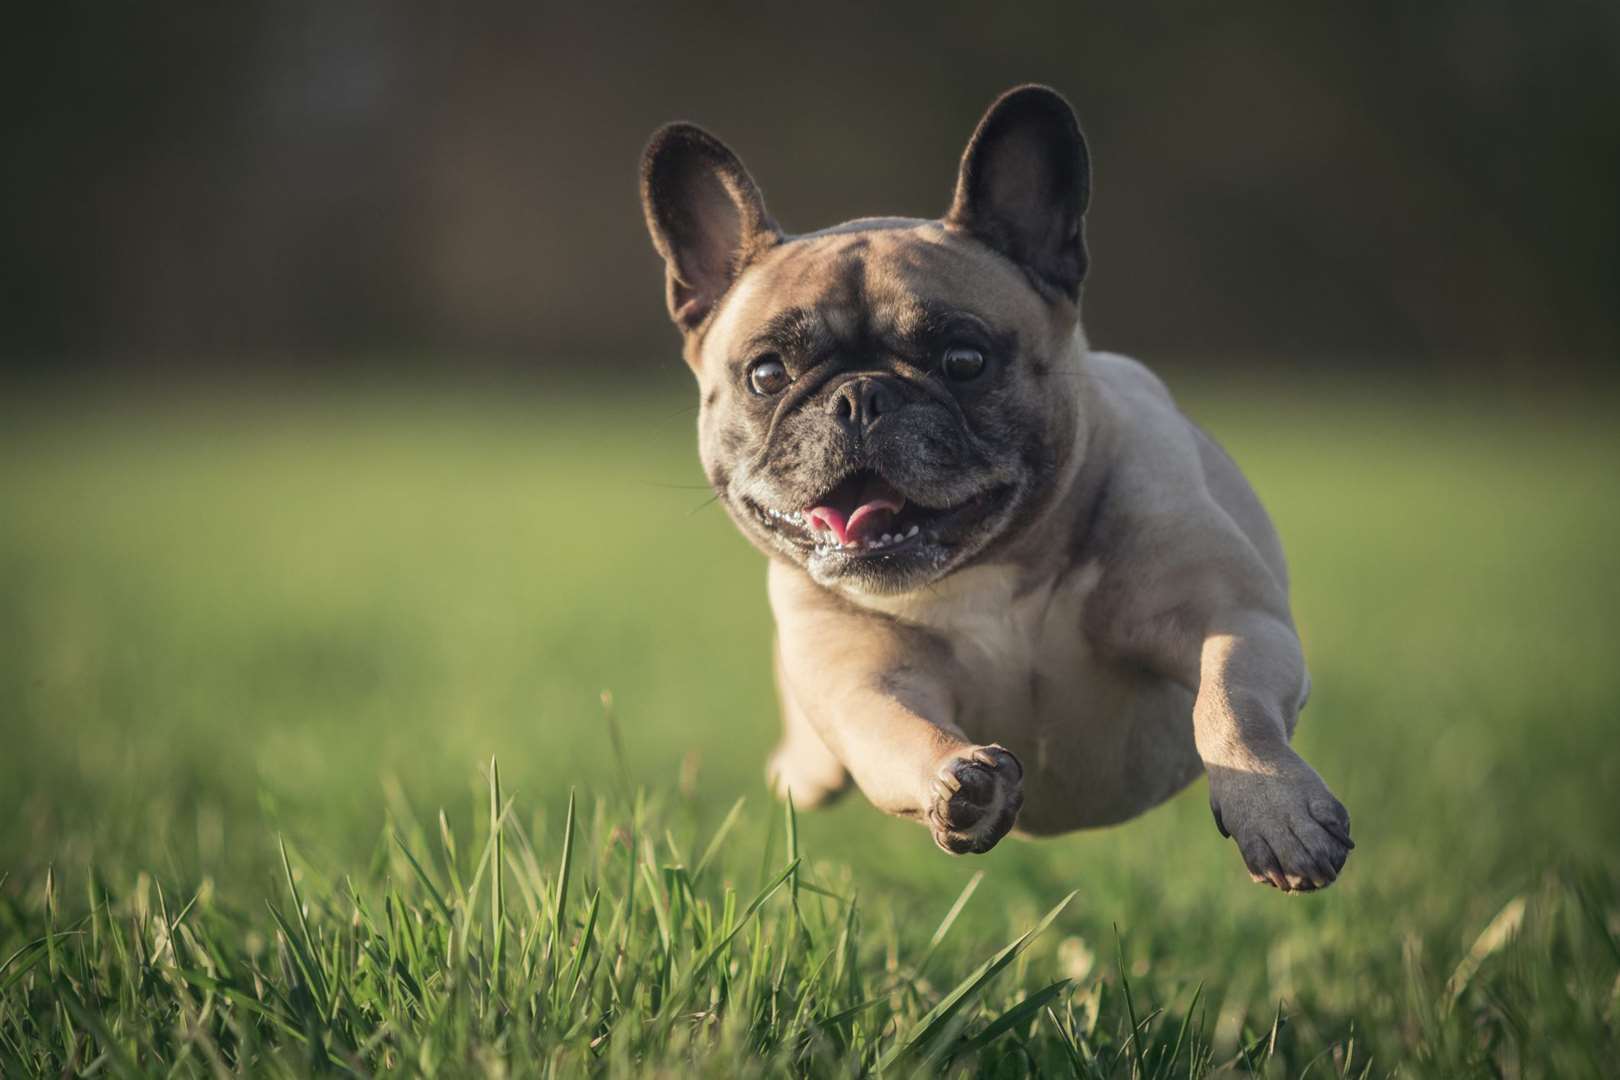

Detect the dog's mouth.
xmin=745 ymin=470 xmax=1006 ymax=562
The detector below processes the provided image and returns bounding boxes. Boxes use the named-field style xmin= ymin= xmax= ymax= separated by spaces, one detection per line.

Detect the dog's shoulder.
xmin=1099 ymin=353 xmax=1289 ymax=593
xmin=1080 ymin=353 xmax=1292 ymax=657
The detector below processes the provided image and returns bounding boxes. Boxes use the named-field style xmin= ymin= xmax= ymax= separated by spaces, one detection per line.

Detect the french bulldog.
xmin=639 ymin=85 xmax=1352 ymax=891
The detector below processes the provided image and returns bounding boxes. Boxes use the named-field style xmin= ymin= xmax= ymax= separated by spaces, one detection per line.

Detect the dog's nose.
xmin=828 ymin=376 xmax=896 ymax=437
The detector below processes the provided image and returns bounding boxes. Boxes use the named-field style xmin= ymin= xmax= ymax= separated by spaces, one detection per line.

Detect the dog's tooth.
xmin=908 ymin=524 xmax=919 ymax=537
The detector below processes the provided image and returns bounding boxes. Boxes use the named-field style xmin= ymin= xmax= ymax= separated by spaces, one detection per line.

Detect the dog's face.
xmin=642 ymin=87 xmax=1092 ymax=594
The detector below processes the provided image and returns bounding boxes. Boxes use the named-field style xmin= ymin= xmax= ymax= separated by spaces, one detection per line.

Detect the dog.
xmin=639 ymin=85 xmax=1352 ymax=891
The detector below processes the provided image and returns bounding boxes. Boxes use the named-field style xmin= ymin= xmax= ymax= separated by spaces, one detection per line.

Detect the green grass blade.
xmin=0 ymin=942 xmax=48 ymax=997
xmin=562 ymin=888 xmax=601 ymax=1003
xmin=693 ymin=796 xmax=747 ymax=880
xmin=55 ymin=983 xmax=139 ymax=1078
xmin=955 ymin=977 xmax=1073 ymax=1057
xmin=917 ymin=870 xmax=984 ymax=976
xmin=171 ymin=969 xmax=309 ymax=1043
xmin=263 ymin=899 xmax=328 ymax=1019
xmin=1164 ymin=980 xmax=1204 ymax=1077
xmin=438 ymin=809 xmax=465 ymax=901
xmin=390 ymin=833 xmax=455 ymax=926
xmin=551 ymin=787 xmax=577 ymax=972
xmin=880 ymin=890 xmax=1077 ymax=1071
xmin=687 ymin=858 xmax=801 ymax=984
xmin=276 ymin=837 xmax=330 ymax=1012
xmin=489 ymin=756 xmax=505 ymax=992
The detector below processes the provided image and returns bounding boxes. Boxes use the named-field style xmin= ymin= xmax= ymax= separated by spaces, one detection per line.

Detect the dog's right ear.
xmin=641 ymin=124 xmax=780 ymax=334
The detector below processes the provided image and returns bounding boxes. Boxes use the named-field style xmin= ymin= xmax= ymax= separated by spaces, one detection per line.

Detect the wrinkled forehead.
xmin=700 ymin=222 xmax=1051 ymax=364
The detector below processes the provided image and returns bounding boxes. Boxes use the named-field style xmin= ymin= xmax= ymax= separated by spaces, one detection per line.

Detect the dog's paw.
xmin=766 ymin=740 xmax=849 ymax=809
xmin=1208 ymin=758 xmax=1353 ymax=893
xmin=927 ymin=745 xmax=1024 ymax=854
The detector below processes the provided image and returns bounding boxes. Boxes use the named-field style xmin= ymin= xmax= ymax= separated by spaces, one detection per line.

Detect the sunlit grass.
xmin=0 ymin=757 xmax=1234 ymax=1075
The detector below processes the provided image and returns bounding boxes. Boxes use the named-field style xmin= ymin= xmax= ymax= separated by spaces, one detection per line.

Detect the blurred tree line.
xmin=4 ymin=2 xmax=1616 ymax=372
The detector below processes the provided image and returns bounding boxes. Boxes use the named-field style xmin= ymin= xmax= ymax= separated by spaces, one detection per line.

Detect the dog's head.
xmin=641 ymin=86 xmax=1093 ymax=594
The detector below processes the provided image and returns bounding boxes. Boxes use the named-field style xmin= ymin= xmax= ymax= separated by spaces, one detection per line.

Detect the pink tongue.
xmin=807 ymin=479 xmax=905 ymax=547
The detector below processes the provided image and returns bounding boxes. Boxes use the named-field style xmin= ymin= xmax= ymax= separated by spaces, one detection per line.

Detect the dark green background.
xmin=5 ymin=2 xmax=1618 ymax=368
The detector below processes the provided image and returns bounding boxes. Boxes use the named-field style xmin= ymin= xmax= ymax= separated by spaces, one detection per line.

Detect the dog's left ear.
xmin=946 ymin=85 xmax=1091 ymax=299
xmin=641 ymin=123 xmax=781 ymax=334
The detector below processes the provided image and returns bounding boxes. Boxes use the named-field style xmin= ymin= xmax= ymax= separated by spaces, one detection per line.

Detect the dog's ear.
xmin=946 ymin=85 xmax=1091 ymax=299
xmin=641 ymin=123 xmax=780 ymax=333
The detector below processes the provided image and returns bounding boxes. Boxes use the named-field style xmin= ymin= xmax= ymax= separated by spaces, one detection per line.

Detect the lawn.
xmin=2 ymin=372 xmax=1617 ymax=1076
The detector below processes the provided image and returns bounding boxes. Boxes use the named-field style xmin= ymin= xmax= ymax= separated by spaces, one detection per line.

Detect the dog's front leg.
xmin=770 ymin=570 xmax=1023 ymax=854
xmin=785 ymin=655 xmax=1023 ymax=854
xmin=1151 ymin=606 xmax=1353 ymax=891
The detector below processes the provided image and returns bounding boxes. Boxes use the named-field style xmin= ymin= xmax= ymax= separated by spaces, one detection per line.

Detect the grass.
xmin=1 ymin=372 xmax=1618 ymax=1075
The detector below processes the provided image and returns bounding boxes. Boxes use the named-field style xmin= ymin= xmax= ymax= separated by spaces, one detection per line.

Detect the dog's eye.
xmin=941 ymin=345 xmax=986 ymax=382
xmin=747 ymin=355 xmax=790 ymax=396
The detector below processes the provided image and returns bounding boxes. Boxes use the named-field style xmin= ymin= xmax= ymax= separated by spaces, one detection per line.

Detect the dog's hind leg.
xmin=766 ymin=643 xmax=850 ymax=808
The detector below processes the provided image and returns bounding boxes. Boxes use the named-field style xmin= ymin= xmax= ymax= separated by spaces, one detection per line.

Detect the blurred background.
xmin=2 ymin=6 xmax=1619 ymax=1062
xmin=4 ymin=1 xmax=1618 ymax=373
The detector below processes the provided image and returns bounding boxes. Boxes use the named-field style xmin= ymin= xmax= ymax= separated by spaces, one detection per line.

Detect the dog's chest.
xmin=864 ymin=562 xmax=1104 ymax=717
xmin=860 ymin=560 xmax=1202 ymax=830
xmin=933 ymin=563 xmax=1095 ymax=680
xmin=920 ymin=563 xmax=1108 ymax=712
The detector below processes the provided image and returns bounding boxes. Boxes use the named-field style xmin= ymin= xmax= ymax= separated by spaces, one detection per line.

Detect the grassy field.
xmin=2 ymin=373 xmax=1618 ymax=1076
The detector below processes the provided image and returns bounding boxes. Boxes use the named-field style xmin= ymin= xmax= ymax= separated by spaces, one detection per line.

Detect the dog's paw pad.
xmin=927 ymin=745 xmax=1024 ymax=854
